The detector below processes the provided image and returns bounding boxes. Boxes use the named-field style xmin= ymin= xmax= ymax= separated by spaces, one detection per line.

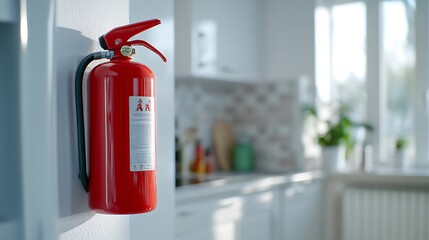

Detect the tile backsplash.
xmin=175 ymin=77 xmax=313 ymax=172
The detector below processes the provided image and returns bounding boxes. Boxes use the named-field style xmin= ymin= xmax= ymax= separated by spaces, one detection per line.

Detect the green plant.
xmin=395 ymin=137 xmax=408 ymax=151
xmin=317 ymin=114 xmax=351 ymax=146
xmin=304 ymin=105 xmax=373 ymax=148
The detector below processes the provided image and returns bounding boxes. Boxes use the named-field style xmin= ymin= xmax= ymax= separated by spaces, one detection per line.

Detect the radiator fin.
xmin=343 ymin=188 xmax=429 ymax=240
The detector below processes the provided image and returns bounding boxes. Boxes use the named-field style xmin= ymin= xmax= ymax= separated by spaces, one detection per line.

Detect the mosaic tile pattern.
xmin=175 ymin=77 xmax=312 ymax=172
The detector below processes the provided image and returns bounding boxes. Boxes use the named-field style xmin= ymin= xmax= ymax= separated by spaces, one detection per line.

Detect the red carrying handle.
xmin=99 ymin=19 xmax=166 ymax=62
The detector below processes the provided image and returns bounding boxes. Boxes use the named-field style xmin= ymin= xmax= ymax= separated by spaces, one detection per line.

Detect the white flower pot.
xmin=322 ymin=145 xmax=346 ymax=172
xmin=394 ymin=150 xmax=407 ymax=168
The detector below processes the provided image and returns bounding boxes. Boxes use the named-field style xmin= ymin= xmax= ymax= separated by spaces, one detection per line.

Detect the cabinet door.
xmin=241 ymin=211 xmax=272 ymax=240
xmin=176 ymin=196 xmax=243 ymax=240
xmin=176 ymin=190 xmax=278 ymax=240
xmin=177 ymin=220 xmax=239 ymax=240
xmin=176 ymin=0 xmax=263 ymax=81
xmin=240 ymin=190 xmax=277 ymax=240
xmin=201 ymin=0 xmax=262 ymax=81
xmin=282 ymin=181 xmax=321 ymax=240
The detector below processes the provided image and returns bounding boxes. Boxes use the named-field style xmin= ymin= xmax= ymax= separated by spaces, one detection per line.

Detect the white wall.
xmin=264 ymin=0 xmax=315 ymax=81
xmin=55 ymin=1 xmax=131 ymax=239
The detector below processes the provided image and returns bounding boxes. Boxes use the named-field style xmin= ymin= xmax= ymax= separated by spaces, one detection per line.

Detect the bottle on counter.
xmin=362 ymin=144 xmax=373 ymax=171
xmin=175 ymin=136 xmax=181 ymax=175
xmin=205 ymin=148 xmax=215 ymax=174
xmin=233 ymin=136 xmax=253 ymax=172
xmin=180 ymin=127 xmax=197 ymax=177
xmin=190 ymin=140 xmax=206 ymax=174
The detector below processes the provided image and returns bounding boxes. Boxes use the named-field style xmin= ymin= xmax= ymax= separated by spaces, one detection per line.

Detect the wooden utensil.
xmin=212 ymin=120 xmax=235 ymax=171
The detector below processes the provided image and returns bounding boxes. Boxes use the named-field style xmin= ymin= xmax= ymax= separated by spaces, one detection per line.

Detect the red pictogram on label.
xmin=136 ymin=98 xmax=143 ymax=111
xmin=145 ymin=99 xmax=151 ymax=112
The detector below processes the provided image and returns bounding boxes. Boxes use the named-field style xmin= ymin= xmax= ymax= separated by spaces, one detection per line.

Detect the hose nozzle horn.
xmin=98 ymin=19 xmax=167 ymax=62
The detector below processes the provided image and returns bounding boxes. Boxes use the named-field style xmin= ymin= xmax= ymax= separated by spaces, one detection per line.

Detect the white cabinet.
xmin=176 ymin=174 xmax=323 ymax=240
xmin=176 ymin=190 xmax=277 ymax=240
xmin=280 ymin=180 xmax=322 ymax=240
xmin=176 ymin=221 xmax=238 ymax=240
xmin=176 ymin=196 xmax=242 ymax=240
xmin=175 ymin=0 xmax=316 ymax=82
xmin=175 ymin=0 xmax=263 ymax=82
xmin=240 ymin=210 xmax=273 ymax=240
xmin=240 ymin=190 xmax=277 ymax=240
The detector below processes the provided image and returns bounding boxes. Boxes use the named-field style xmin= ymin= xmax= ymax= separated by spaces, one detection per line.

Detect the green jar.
xmin=233 ymin=141 xmax=253 ymax=172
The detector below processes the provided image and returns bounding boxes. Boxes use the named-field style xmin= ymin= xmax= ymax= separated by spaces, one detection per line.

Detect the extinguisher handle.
xmin=127 ymin=40 xmax=167 ymax=62
xmin=99 ymin=19 xmax=160 ymax=51
xmin=98 ymin=19 xmax=167 ymax=62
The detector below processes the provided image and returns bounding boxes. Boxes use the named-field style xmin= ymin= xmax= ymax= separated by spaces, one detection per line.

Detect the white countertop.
xmin=176 ymin=167 xmax=429 ymax=203
xmin=175 ymin=170 xmax=324 ymax=203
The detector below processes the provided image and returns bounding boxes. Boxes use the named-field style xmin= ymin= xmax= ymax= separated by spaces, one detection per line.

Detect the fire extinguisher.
xmin=75 ymin=19 xmax=166 ymax=214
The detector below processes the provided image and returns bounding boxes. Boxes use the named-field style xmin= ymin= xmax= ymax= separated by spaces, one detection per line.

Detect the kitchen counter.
xmin=175 ymin=170 xmax=324 ymax=203
xmin=175 ymin=167 xmax=429 ymax=240
xmin=176 ymin=167 xmax=429 ymax=203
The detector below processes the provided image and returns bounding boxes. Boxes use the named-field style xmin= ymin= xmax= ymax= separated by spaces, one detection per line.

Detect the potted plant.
xmin=318 ymin=113 xmax=350 ymax=171
xmin=304 ymin=105 xmax=372 ymax=172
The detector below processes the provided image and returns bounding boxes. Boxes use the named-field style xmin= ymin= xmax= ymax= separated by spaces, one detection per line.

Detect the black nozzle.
xmin=98 ymin=36 xmax=108 ymax=50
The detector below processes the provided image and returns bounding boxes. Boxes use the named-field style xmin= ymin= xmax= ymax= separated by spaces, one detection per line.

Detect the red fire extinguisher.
xmin=75 ymin=19 xmax=166 ymax=214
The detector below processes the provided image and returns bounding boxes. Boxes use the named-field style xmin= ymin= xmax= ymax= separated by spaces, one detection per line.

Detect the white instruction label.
xmin=129 ymin=96 xmax=155 ymax=171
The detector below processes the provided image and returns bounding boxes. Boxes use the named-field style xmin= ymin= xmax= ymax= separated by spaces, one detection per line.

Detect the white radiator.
xmin=343 ymin=187 xmax=429 ymax=240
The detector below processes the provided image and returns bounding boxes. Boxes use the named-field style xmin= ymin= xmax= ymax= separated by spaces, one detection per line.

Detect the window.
xmin=381 ymin=0 xmax=416 ymax=163
xmin=315 ymin=0 xmax=428 ymax=167
xmin=331 ymin=2 xmax=366 ymax=123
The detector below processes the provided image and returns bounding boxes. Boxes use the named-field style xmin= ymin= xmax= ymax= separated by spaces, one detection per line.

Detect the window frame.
xmin=316 ymin=0 xmax=429 ymax=167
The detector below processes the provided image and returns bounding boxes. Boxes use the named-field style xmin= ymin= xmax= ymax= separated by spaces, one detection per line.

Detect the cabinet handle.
xmin=219 ymin=65 xmax=233 ymax=73
xmin=197 ymin=31 xmax=206 ymax=68
xmin=218 ymin=202 xmax=235 ymax=209
xmin=425 ymin=89 xmax=429 ymax=114
xmin=285 ymin=184 xmax=306 ymax=197
xmin=177 ymin=211 xmax=194 ymax=217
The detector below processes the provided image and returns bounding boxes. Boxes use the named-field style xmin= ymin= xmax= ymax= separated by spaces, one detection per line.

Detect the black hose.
xmin=75 ymin=53 xmax=95 ymax=192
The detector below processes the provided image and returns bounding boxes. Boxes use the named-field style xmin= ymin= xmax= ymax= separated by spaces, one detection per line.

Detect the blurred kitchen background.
xmin=174 ymin=0 xmax=429 ymax=240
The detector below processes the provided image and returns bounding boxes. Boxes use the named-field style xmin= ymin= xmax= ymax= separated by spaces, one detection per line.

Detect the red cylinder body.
xmin=87 ymin=56 xmax=157 ymax=214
